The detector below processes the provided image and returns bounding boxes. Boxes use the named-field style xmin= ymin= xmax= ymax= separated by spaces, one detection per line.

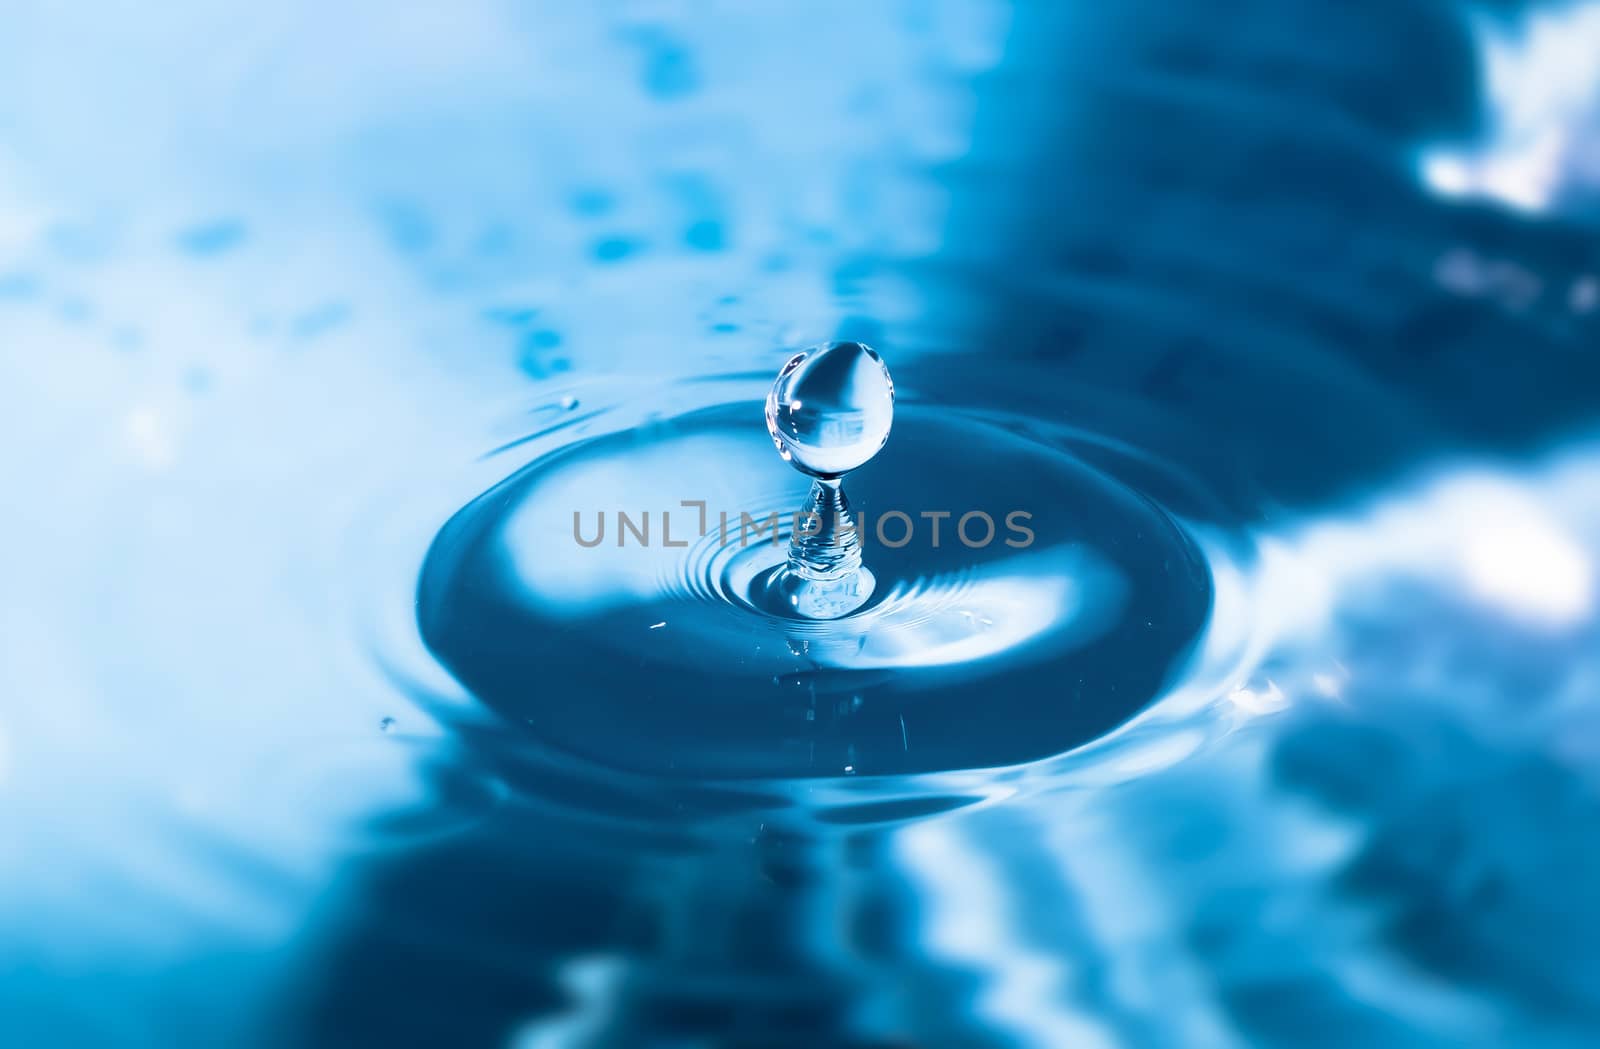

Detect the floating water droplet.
xmin=763 ymin=342 xmax=894 ymax=618
xmin=378 ymin=716 xmax=397 ymax=733
xmin=559 ymin=394 xmax=580 ymax=411
xmin=765 ymin=341 xmax=894 ymax=479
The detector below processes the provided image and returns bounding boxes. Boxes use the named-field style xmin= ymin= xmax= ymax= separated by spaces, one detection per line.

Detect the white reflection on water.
xmin=1221 ymin=459 xmax=1598 ymax=646
xmin=1420 ymin=1 xmax=1600 ymax=212
xmin=899 ymin=820 xmax=1123 ymax=1049
xmin=1184 ymin=441 xmax=1600 ymax=738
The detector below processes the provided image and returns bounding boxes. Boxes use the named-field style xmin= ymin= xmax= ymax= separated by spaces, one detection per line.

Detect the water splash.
xmin=763 ymin=341 xmax=896 ymax=617
xmin=415 ymin=379 xmax=1213 ymax=778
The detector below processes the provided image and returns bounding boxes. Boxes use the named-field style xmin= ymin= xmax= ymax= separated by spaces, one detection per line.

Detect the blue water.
xmin=4 ymin=1 xmax=1600 ymax=1046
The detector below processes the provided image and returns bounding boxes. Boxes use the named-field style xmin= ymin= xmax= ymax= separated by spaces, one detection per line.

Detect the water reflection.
xmin=1422 ymin=1 xmax=1600 ymax=213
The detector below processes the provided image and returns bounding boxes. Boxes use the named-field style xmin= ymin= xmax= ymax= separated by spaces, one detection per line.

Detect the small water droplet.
xmin=378 ymin=717 xmax=396 ymax=733
xmin=559 ymin=394 xmax=580 ymax=411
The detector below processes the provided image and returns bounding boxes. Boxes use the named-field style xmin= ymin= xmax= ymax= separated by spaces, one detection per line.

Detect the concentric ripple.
xmin=417 ymin=397 xmax=1214 ymax=778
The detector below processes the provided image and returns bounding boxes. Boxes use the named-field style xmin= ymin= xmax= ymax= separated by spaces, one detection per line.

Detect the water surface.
xmin=3 ymin=2 xmax=1600 ymax=1046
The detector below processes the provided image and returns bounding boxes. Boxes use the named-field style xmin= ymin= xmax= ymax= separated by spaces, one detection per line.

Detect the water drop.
xmin=765 ymin=341 xmax=894 ymax=479
xmin=378 ymin=716 xmax=396 ymax=733
xmin=762 ymin=342 xmax=894 ymax=619
xmin=559 ymin=394 xmax=580 ymax=411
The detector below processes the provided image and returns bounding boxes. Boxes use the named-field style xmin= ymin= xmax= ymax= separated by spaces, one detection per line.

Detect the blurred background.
xmin=3 ymin=1 xmax=1600 ymax=1046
